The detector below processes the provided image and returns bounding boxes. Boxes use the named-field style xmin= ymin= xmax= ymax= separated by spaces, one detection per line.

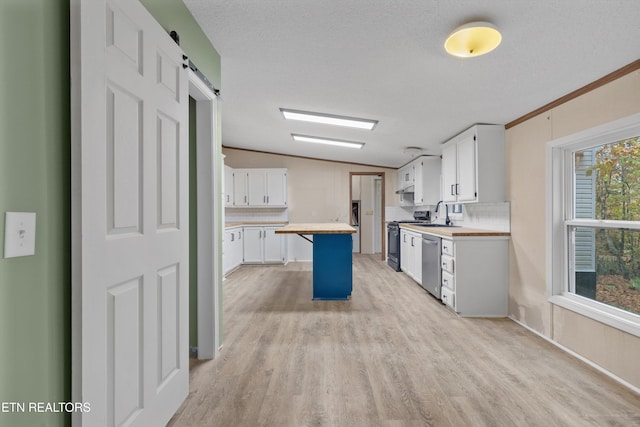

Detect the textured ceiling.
xmin=183 ymin=0 xmax=640 ymax=167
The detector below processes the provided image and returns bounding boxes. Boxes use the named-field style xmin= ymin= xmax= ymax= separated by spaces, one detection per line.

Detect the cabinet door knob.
xmin=451 ymin=184 xmax=455 ymax=196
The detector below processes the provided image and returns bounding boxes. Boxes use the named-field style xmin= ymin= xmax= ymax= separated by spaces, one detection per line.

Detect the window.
xmin=548 ymin=113 xmax=640 ymax=337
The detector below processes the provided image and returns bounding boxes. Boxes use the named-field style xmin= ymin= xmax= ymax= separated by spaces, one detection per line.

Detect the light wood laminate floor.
xmin=169 ymin=255 xmax=640 ymax=427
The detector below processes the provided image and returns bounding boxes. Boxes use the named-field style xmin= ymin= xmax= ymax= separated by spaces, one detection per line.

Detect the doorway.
xmin=349 ymin=172 xmax=385 ymax=260
xmin=189 ymin=72 xmax=222 ymax=360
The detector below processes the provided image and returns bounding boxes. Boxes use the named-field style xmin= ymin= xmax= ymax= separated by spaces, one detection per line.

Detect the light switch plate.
xmin=4 ymin=212 xmax=36 ymax=258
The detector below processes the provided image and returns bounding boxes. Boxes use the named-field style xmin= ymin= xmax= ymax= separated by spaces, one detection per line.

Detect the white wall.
xmin=506 ymin=69 xmax=640 ymax=389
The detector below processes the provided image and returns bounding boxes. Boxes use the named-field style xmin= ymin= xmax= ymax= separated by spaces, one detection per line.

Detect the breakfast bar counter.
xmin=276 ymin=223 xmax=356 ymax=300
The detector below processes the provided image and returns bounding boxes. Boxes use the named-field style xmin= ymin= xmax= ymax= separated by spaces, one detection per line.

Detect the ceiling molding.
xmin=506 ymin=59 xmax=640 ymax=130
xmin=222 ymin=146 xmax=397 ymax=170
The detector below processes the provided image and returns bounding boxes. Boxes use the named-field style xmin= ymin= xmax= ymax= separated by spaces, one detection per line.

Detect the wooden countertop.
xmin=225 ymin=221 xmax=288 ymax=228
xmin=400 ymin=223 xmax=511 ymax=237
xmin=275 ymin=223 xmax=357 ymax=234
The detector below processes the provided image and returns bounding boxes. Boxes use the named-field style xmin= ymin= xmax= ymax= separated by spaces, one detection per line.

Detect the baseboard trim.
xmin=508 ymin=315 xmax=640 ymax=395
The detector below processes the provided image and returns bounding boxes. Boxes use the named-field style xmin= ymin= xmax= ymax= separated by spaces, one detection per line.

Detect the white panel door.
xmin=457 ymin=135 xmax=477 ymax=202
xmin=71 ymin=0 xmax=188 ymax=425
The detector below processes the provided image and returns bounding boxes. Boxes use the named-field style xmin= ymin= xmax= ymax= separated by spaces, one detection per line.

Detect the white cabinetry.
xmin=229 ymin=168 xmax=287 ymax=207
xmin=223 ymin=227 xmax=243 ymax=276
xmin=439 ymin=236 xmax=508 ymax=317
xmin=400 ymin=228 xmax=422 ymax=284
xmin=247 ymin=169 xmax=287 ymax=207
xmin=243 ymin=225 xmax=286 ymax=264
xmin=224 ymin=165 xmax=234 ymax=206
xmin=413 ymin=157 xmax=441 ymax=206
xmin=441 ymin=124 xmax=505 ymax=204
xmin=232 ymin=170 xmax=249 ymax=206
xmin=397 ymin=156 xmax=441 ymax=206
xmin=398 ymin=164 xmax=415 ymax=189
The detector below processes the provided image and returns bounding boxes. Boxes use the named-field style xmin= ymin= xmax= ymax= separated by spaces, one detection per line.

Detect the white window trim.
xmin=546 ymin=112 xmax=640 ymax=338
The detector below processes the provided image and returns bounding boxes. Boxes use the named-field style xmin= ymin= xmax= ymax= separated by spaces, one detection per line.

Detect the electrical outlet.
xmin=4 ymin=212 xmax=36 ymax=258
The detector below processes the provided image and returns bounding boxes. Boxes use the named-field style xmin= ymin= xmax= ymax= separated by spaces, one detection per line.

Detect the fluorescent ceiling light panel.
xmin=280 ymin=109 xmax=378 ymax=130
xmin=292 ymin=134 xmax=364 ymax=149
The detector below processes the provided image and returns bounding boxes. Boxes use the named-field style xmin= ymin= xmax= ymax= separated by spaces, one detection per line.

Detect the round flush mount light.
xmin=444 ymin=21 xmax=502 ymax=58
xmin=403 ymin=147 xmax=422 ymax=158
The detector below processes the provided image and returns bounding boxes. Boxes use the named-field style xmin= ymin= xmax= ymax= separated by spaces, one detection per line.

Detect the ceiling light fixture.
xmin=403 ymin=147 xmax=422 ymax=158
xmin=281 ymin=108 xmax=378 ymax=130
xmin=292 ymin=134 xmax=364 ymax=149
xmin=444 ymin=21 xmax=502 ymax=58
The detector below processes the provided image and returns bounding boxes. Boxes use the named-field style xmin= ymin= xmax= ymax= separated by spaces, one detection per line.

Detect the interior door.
xmin=71 ymin=0 xmax=189 ymax=425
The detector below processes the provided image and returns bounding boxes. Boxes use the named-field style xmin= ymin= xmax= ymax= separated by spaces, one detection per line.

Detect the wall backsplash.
xmin=225 ymin=208 xmax=289 ymax=223
xmin=453 ymin=202 xmax=511 ymax=232
xmin=386 ymin=202 xmax=511 ymax=232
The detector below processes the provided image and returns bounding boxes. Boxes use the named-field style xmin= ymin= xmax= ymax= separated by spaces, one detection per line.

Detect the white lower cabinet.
xmin=223 ymin=227 xmax=243 ymax=276
xmin=224 ymin=224 xmax=286 ymax=276
xmin=243 ymin=225 xmax=286 ymax=264
xmin=400 ymin=228 xmax=422 ymax=284
xmin=439 ymin=236 xmax=508 ymax=317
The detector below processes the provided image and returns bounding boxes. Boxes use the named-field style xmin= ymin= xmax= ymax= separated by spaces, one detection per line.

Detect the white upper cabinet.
xmin=230 ymin=168 xmax=288 ymax=208
xmin=442 ymin=144 xmax=458 ymax=203
xmin=265 ymin=170 xmax=287 ymax=206
xmin=247 ymin=169 xmax=287 ymax=207
xmin=232 ymin=169 xmax=249 ymax=206
xmin=224 ymin=165 xmax=234 ymax=206
xmin=441 ymin=124 xmax=505 ymax=204
xmin=397 ymin=156 xmax=441 ymax=206
xmin=413 ymin=157 xmax=441 ymax=206
xmin=399 ymin=165 xmax=415 ymax=189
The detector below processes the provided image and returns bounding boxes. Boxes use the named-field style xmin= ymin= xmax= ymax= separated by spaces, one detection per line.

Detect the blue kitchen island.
xmin=275 ymin=223 xmax=356 ymax=300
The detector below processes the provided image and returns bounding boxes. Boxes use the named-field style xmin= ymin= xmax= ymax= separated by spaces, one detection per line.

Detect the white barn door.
xmin=71 ymin=0 xmax=189 ymax=425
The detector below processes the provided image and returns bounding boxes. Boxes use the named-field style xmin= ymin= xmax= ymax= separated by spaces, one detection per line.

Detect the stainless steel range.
xmin=387 ymin=210 xmax=431 ymax=271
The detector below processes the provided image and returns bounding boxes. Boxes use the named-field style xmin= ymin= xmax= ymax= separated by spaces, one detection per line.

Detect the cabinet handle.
xmin=267 ymin=195 xmax=270 ymax=203
xmin=411 ymin=236 xmax=414 ymax=246
xmin=443 ymin=278 xmax=448 ymax=286
xmin=244 ymin=196 xmax=247 ymax=203
xmin=403 ymin=234 xmax=406 ymax=243
xmin=450 ymin=184 xmax=455 ymax=196
xmin=456 ymin=184 xmax=460 ymax=195
xmin=443 ymin=244 xmax=448 ymax=251
xmin=239 ymin=231 xmax=242 ymax=239
xmin=231 ymin=233 xmax=234 ymax=242
xmin=259 ymin=230 xmax=262 ymax=238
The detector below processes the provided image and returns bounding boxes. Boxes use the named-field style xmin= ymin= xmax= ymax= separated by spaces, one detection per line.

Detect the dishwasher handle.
xmin=422 ymin=238 xmax=439 ymax=246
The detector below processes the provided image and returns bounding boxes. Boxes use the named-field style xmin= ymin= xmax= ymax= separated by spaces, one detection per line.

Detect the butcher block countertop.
xmin=400 ymin=223 xmax=511 ymax=238
xmin=275 ymin=223 xmax=357 ymax=234
xmin=225 ymin=221 xmax=288 ymax=228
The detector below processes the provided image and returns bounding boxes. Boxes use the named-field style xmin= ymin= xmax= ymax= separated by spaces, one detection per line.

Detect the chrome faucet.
xmin=435 ymin=201 xmax=451 ymax=226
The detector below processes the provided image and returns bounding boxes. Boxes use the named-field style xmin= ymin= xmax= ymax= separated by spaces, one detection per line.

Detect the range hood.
xmin=395 ymin=185 xmax=415 ymax=195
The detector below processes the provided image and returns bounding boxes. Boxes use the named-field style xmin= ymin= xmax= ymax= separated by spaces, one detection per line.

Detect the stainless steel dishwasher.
xmin=422 ymin=234 xmax=441 ymax=298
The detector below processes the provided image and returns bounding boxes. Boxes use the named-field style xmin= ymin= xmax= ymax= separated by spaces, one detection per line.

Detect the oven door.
xmin=387 ymin=224 xmax=401 ymax=271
